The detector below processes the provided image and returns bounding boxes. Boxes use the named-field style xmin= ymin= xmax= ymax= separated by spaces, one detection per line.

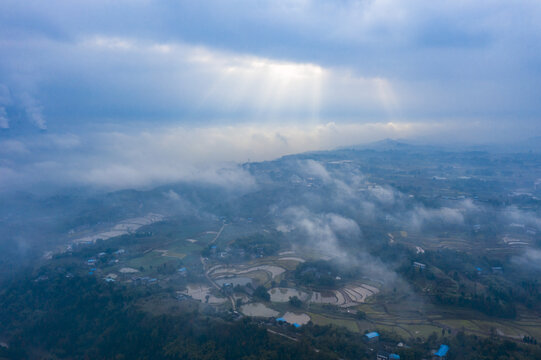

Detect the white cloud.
xmin=409 ymin=206 xmax=465 ymax=230
xmin=502 ymin=206 xmax=541 ymax=230
xmin=0 ymin=107 xmax=8 ymax=129
xmin=20 ymin=93 xmax=46 ymax=130
xmin=368 ymin=185 xmax=396 ymax=205
xmin=277 ymin=206 xmax=360 ymax=259
xmin=512 ymin=248 xmax=541 ymax=271
xmin=164 ymin=189 xmax=181 ymax=201
xmin=0 ymin=140 xmax=28 ymax=154
xmin=300 ymin=160 xmax=332 ymax=183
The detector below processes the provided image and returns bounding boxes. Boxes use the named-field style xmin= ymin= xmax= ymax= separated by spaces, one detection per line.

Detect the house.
xmin=176 ymin=293 xmax=187 ymax=301
xmin=433 ymin=344 xmax=449 ymax=359
xmin=275 ymin=317 xmax=302 ymax=328
xmin=377 ymin=351 xmax=400 ymax=360
xmin=413 ymin=262 xmax=426 ymax=270
xmin=364 ymin=332 xmax=380 ymax=343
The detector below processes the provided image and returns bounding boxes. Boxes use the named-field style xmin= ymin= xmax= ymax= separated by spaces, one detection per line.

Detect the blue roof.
xmin=390 ymin=354 xmax=400 ymax=360
xmin=365 ymin=332 xmax=379 ymax=339
xmin=210 ymin=245 xmax=217 ymax=249
xmin=435 ymin=344 xmax=449 ymax=357
xmin=276 ymin=317 xmax=286 ymax=322
xmin=293 ymin=323 xmax=301 ymax=328
xmin=178 ymin=267 xmax=187 ymax=272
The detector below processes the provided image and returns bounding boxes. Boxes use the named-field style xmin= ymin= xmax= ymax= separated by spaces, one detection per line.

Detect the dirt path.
xmin=267 ymin=328 xmax=299 ymax=342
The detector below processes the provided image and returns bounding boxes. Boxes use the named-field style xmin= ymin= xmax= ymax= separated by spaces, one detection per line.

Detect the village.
xmin=54 ymin=215 xmax=464 ymax=360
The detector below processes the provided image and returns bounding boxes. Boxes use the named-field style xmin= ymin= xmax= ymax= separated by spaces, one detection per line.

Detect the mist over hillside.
xmin=2 ymin=143 xmax=540 ymax=281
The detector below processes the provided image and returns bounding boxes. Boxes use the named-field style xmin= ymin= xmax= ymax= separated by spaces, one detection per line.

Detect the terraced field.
xmin=309 ymin=283 xmax=379 ymax=307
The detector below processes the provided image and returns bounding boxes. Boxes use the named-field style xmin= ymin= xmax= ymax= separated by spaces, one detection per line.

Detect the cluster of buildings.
xmin=85 ymin=249 xmax=127 ymax=278
xmin=364 ymin=332 xmax=401 ymax=360
xmin=363 ymin=331 xmax=449 ymax=360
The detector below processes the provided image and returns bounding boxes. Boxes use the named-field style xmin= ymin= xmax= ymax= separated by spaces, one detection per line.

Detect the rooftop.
xmin=435 ymin=344 xmax=449 ymax=357
xmin=365 ymin=331 xmax=379 ymax=339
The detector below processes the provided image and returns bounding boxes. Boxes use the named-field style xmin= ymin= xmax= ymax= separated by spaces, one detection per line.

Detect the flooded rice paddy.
xmin=182 ymin=284 xmax=227 ymax=305
xmin=268 ymin=288 xmax=309 ymax=302
xmin=241 ymin=303 xmax=279 ymax=317
xmin=281 ymin=312 xmax=310 ymax=325
xmin=215 ymin=276 xmax=253 ymax=287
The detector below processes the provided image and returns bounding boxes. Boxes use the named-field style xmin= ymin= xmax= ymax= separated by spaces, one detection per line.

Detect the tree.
xmin=254 ymin=286 xmax=270 ymax=301
xmin=289 ymin=296 xmax=302 ymax=307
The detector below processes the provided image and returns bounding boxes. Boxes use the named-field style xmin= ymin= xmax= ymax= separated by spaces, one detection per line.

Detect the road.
xmin=200 ymin=222 xmax=237 ymax=310
xmin=211 ymin=223 xmax=226 ymax=245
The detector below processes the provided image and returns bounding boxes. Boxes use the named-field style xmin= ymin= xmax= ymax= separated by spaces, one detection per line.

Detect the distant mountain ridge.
xmin=340 ymin=137 xmax=541 ymax=154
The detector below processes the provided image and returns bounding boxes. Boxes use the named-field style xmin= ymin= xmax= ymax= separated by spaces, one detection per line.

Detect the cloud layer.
xmin=0 ymin=1 xmax=540 ymax=132
xmin=1 ymin=0 xmax=540 ymax=191
xmin=0 ymin=119 xmax=506 ymax=191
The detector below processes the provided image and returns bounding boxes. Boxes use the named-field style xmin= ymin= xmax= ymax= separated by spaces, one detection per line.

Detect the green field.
xmin=308 ymin=312 xmax=360 ymax=333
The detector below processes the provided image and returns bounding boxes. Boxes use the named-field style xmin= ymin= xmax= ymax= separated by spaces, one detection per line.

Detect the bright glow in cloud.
xmin=74 ymin=36 xmax=393 ymax=120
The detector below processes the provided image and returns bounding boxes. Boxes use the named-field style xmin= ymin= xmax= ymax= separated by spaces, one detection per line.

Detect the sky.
xmin=1 ymin=0 xmax=540 ymax=190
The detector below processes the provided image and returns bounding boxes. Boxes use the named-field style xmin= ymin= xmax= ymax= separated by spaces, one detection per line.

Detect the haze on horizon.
xmin=1 ymin=0 xmax=540 ymax=191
